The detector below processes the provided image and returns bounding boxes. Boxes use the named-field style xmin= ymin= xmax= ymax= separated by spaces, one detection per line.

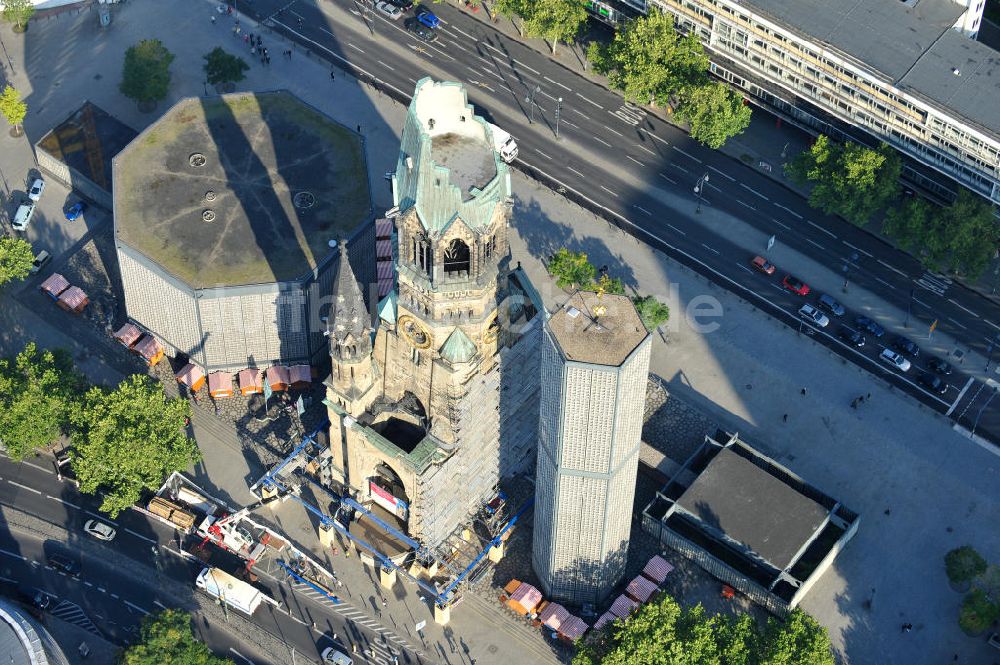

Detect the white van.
xmin=12 ymin=201 xmax=35 ymax=231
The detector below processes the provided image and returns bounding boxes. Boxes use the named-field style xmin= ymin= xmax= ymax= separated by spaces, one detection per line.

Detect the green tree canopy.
xmin=945 ymin=545 xmax=988 ymax=585
xmin=547 ymin=247 xmax=597 ymax=289
xmin=0 ymin=236 xmax=34 ymax=286
xmin=120 ymin=609 xmax=232 ymax=665
xmin=785 ymin=135 xmax=901 ymax=226
xmin=70 ymin=375 xmax=198 ymax=517
xmin=633 ymin=295 xmax=670 ymax=331
xmin=675 ymin=81 xmax=752 ymax=149
xmin=588 ymin=12 xmax=707 ymax=107
xmin=0 ymin=344 xmax=82 ymax=461
xmin=574 ymin=594 xmax=834 ymax=665
xmin=492 ymin=0 xmax=532 ymax=36
xmin=522 ymin=0 xmax=588 ymax=55
xmin=0 ymin=85 xmax=28 ymax=133
xmin=120 ymin=39 xmax=175 ymax=105
xmin=203 ymin=47 xmax=250 ymax=86
xmin=2 ymin=0 xmax=35 ymax=31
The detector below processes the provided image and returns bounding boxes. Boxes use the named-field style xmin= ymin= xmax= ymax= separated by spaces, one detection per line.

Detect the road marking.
xmin=154 ymin=600 xmax=168 ymax=610
xmin=603 ymin=124 xmax=624 ymax=137
xmin=8 ymin=481 xmax=40 ymax=495
xmin=83 ymin=581 xmax=93 ymax=587
xmin=535 ymin=149 xmax=552 ymax=160
xmin=947 ymin=317 xmax=968 ymax=330
xmin=593 ymin=136 xmax=611 ymax=147
xmin=948 ymin=298 xmax=979 ymax=318
xmin=737 ymin=200 xmax=755 ymax=210
xmin=671 ymin=146 xmax=702 ymax=163
xmin=633 ymin=205 xmax=652 ymax=216
xmin=636 ymin=144 xmax=656 ymax=156
xmin=947 ymin=377 xmax=976 ymax=416
xmin=740 ymin=183 xmax=768 ymax=200
xmin=773 ymin=203 xmax=802 ymax=219
xmin=575 ymin=92 xmax=604 ymax=109
xmin=912 ymin=297 xmax=931 ymax=308
xmin=806 ymin=220 xmax=837 ymax=238
xmin=571 ymin=108 xmax=589 ymax=119
xmin=97 ymin=587 xmax=107 ymax=593
xmin=377 ymin=60 xmax=395 ymax=71
xmin=988 ymin=320 xmax=1000 ymax=332
xmin=512 ymin=58 xmax=540 ymax=74
xmin=626 ymin=155 xmax=644 ymax=167
xmin=874 ymin=277 xmax=896 ymax=290
xmin=702 ymin=244 xmax=720 ymax=255
xmin=771 ymin=218 xmax=791 ymax=230
xmin=46 ymin=495 xmax=81 ymax=509
xmin=230 ymin=649 xmax=256 ymax=665
xmin=671 ymin=163 xmax=689 ymax=174
xmin=599 ymin=185 xmax=619 ymax=198
xmin=842 ymin=241 xmax=873 ymax=257
xmin=543 ymin=76 xmax=570 ymax=91
xmin=450 ymin=25 xmax=475 ymax=40
xmin=658 ymin=173 xmax=677 ymax=185
xmin=562 ymin=119 xmax=578 ymax=128
xmin=707 ymin=165 xmax=735 ymax=181
xmin=124 ymin=528 xmax=157 ymax=544
xmin=666 ymin=224 xmax=686 ymax=236
xmin=0 ymin=549 xmax=26 ymax=561
xmin=86 ymin=511 xmax=115 ymax=525
xmin=110 ymin=593 xmax=119 ymax=599
xmin=877 ymin=259 xmax=907 ymax=277
xmin=567 ymin=166 xmax=585 ymax=178
xmin=637 ymin=128 xmax=671 ymax=147
xmin=347 ymin=43 xmax=365 ymax=53
xmin=737 ymin=263 xmax=753 ymax=274
xmin=705 ymin=182 xmax=722 ymax=192
xmin=805 ymin=238 xmax=825 ymax=250
xmin=21 ymin=461 xmax=52 ymax=474
xmin=125 ymin=601 xmax=150 ymax=616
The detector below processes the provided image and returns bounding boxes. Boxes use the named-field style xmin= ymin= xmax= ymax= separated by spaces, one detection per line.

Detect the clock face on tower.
xmin=398 ymin=315 xmax=433 ymax=349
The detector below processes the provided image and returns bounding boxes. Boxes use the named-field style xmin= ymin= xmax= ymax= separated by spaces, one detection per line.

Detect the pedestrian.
xmin=244 ymin=33 xmax=249 ymax=44
xmin=257 ymin=35 xmax=262 ymax=46
xmin=782 ymin=413 xmax=788 ymax=423
xmin=858 ymin=395 xmax=865 ymax=405
xmin=211 ymin=15 xmax=216 ymax=24
xmin=287 ymin=49 xmax=292 ymax=59
xmin=867 ymin=392 xmax=871 ymax=401
xmin=248 ymin=32 xmax=254 ymax=43
xmin=381 ymin=598 xmax=387 ymax=608
xmin=357 ymin=124 xmax=361 ymax=133
xmin=800 ymin=387 xmax=806 ymax=396
xmin=901 ymin=623 xmax=912 ymax=633
xmin=337 ymin=579 xmax=343 ymax=588
xmin=330 ymin=70 xmax=336 ymax=81
xmin=251 ymin=46 xmax=256 ymax=56
xmin=333 ymin=632 xmax=338 ymax=640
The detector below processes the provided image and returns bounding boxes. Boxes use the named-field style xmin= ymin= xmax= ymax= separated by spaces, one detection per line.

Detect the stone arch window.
xmin=413 ymin=233 xmax=433 ymax=275
xmin=443 ymin=238 xmax=471 ymax=276
xmin=483 ymin=235 xmax=496 ymax=259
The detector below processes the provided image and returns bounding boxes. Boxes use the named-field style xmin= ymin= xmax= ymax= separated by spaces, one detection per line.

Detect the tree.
xmin=785 ymin=135 xmax=901 ymax=226
xmin=633 ymin=295 xmax=670 ymax=331
xmin=120 ymin=609 xmax=232 ymax=665
xmin=588 ymin=12 xmax=707 ymax=107
xmin=945 ymin=545 xmax=988 ymax=586
xmin=0 ymin=85 xmax=28 ymax=136
xmin=0 ymin=344 xmax=82 ymax=461
xmin=492 ymin=0 xmax=531 ymax=36
xmin=547 ymin=247 xmax=596 ymax=289
xmin=0 ymin=236 xmax=34 ymax=286
xmin=70 ymin=375 xmax=198 ymax=517
xmin=203 ymin=47 xmax=250 ymax=87
xmin=2 ymin=0 xmax=34 ymax=31
xmin=594 ymin=273 xmax=625 ymax=295
xmin=522 ymin=0 xmax=587 ymax=55
xmin=674 ymin=81 xmax=752 ymax=149
xmin=758 ymin=609 xmax=835 ymax=665
xmin=120 ymin=39 xmax=175 ymax=106
xmin=958 ymin=588 xmax=1000 ymax=634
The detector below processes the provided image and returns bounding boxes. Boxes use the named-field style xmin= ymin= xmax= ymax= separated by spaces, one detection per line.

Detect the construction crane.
xmin=196 ymin=489 xmax=290 ymax=567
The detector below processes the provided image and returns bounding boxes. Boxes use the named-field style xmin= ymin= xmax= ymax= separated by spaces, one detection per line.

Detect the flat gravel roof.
xmin=676 ymin=447 xmax=829 ymax=570
xmin=547 ymin=291 xmax=648 ymax=367
xmin=114 ymin=92 xmax=371 ymax=288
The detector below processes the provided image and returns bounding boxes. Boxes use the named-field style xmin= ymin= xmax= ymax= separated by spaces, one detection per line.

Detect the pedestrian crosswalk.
xmin=50 ymin=598 xmax=102 ymax=637
xmin=915 ymin=271 xmax=952 ymax=296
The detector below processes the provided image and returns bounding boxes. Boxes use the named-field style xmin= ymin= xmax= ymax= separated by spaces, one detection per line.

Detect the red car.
xmin=751 ymin=256 xmax=776 ymax=275
xmin=782 ymin=275 xmax=810 ymax=296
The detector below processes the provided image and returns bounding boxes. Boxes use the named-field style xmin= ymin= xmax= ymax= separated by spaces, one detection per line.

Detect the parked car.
xmin=817 ymin=293 xmax=845 ymax=317
xmin=17 ymin=587 xmax=51 ymax=610
xmin=375 ymin=1 xmax=402 ymax=18
xmin=28 ymin=178 xmax=45 ymax=201
xmin=855 ymin=316 xmax=885 ymax=338
xmin=879 ymin=349 xmax=911 ymax=372
xmin=798 ymin=304 xmax=830 ymax=328
xmin=838 ymin=327 xmax=865 ymax=348
xmin=321 ymin=647 xmax=353 ymax=665
xmin=29 ymin=250 xmax=51 ymax=275
xmin=414 ymin=4 xmax=440 ymax=28
xmin=751 ymin=256 xmax=776 ymax=275
xmin=47 ymin=554 xmax=80 ymax=576
xmin=782 ymin=275 xmax=810 ymax=296
xmin=891 ymin=336 xmax=920 ymax=358
xmin=65 ymin=201 xmax=87 ymax=221
xmin=384 ymin=0 xmax=413 ymax=9
xmin=405 ymin=17 xmax=438 ymax=41
xmin=11 ymin=200 xmax=35 ymax=231
xmin=917 ymin=371 xmax=948 ymax=395
xmin=927 ymin=357 xmax=953 ymax=375
xmin=83 ymin=520 xmax=116 ymax=541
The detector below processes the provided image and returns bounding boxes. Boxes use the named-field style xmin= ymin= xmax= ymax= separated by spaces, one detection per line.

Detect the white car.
xmin=29 ymin=250 xmax=51 ymax=274
xmin=375 ymin=1 xmax=402 ymax=19
xmin=879 ymin=349 xmax=911 ymax=372
xmin=83 ymin=520 xmax=117 ymax=541
xmin=28 ymin=178 xmax=45 ymax=201
xmin=320 ymin=647 xmax=353 ymax=665
xmin=798 ymin=304 xmax=830 ymax=328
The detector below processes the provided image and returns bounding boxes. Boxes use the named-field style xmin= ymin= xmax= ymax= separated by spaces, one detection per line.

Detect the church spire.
xmin=329 ymin=240 xmax=371 ymax=361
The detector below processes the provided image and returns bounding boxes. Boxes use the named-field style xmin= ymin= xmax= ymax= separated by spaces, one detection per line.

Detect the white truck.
xmin=488 ymin=123 xmax=518 ymax=163
xmin=195 ymin=567 xmax=265 ymax=616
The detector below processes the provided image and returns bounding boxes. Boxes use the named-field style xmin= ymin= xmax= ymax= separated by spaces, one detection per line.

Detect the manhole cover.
xmin=205 ymin=190 xmax=216 ymax=201
xmin=293 ymin=191 xmax=316 ymax=209
xmin=202 ymin=209 xmax=216 ymax=223
xmin=189 ymin=153 xmax=207 ymax=167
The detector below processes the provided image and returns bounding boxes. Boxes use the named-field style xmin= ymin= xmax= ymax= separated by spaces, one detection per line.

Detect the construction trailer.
xmin=195 ymin=567 xmax=269 ymax=615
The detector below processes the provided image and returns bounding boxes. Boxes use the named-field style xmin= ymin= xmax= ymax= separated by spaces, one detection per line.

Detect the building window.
xmin=443 ymin=239 xmax=471 ymax=276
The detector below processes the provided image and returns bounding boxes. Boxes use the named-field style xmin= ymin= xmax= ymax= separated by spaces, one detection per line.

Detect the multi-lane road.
xmin=245 ymin=0 xmax=1000 ymax=442
xmin=0 ymin=453 xmax=416 ymax=665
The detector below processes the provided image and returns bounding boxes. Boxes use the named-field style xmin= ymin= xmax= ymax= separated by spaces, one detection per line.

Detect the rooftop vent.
xmin=567 ymin=307 xmax=580 ymax=319
xmin=428 ymin=118 xmax=436 ymax=130
xmin=202 ymin=209 xmax=216 ymax=223
xmin=189 ymin=153 xmax=207 ymax=168
xmin=406 ymin=156 xmax=414 ymax=170
xmin=952 ymin=67 xmax=961 ymax=76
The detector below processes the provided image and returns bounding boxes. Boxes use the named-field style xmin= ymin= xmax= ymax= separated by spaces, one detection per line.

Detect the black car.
xmin=838 ymin=327 xmax=865 ymax=348
xmin=927 ymin=357 xmax=953 ymax=375
xmin=891 ymin=336 xmax=920 ymax=358
xmin=854 ymin=316 xmax=885 ymax=338
xmin=404 ymin=17 xmax=437 ymax=41
xmin=17 ymin=587 xmax=51 ymax=610
xmin=917 ymin=371 xmax=948 ymax=395
xmin=47 ymin=554 xmax=80 ymax=576
xmin=384 ymin=0 xmax=413 ymax=9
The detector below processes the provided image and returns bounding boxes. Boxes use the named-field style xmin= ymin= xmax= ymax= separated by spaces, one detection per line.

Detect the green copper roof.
xmin=393 ymin=78 xmax=511 ymax=233
xmin=377 ymin=290 xmax=398 ymax=325
xmin=439 ymin=327 xmax=477 ymax=364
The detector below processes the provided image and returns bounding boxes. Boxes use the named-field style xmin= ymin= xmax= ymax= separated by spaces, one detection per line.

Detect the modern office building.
xmin=532 ymin=291 xmax=651 ymax=605
xmin=593 ymin=0 xmax=999 ymax=206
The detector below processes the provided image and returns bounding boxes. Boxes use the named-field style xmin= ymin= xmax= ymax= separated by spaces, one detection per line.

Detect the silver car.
xmin=879 ymin=349 xmax=911 ymax=372
xmin=798 ymin=304 xmax=830 ymax=328
xmin=28 ymin=178 xmax=45 ymax=201
xmin=83 ymin=520 xmax=116 ymax=541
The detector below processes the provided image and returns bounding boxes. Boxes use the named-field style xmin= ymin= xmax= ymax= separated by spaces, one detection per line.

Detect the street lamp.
xmin=555 ymin=97 xmax=563 ymax=139
xmin=526 ymin=85 xmax=540 ymax=124
xmin=694 ymin=172 xmax=710 ymax=214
